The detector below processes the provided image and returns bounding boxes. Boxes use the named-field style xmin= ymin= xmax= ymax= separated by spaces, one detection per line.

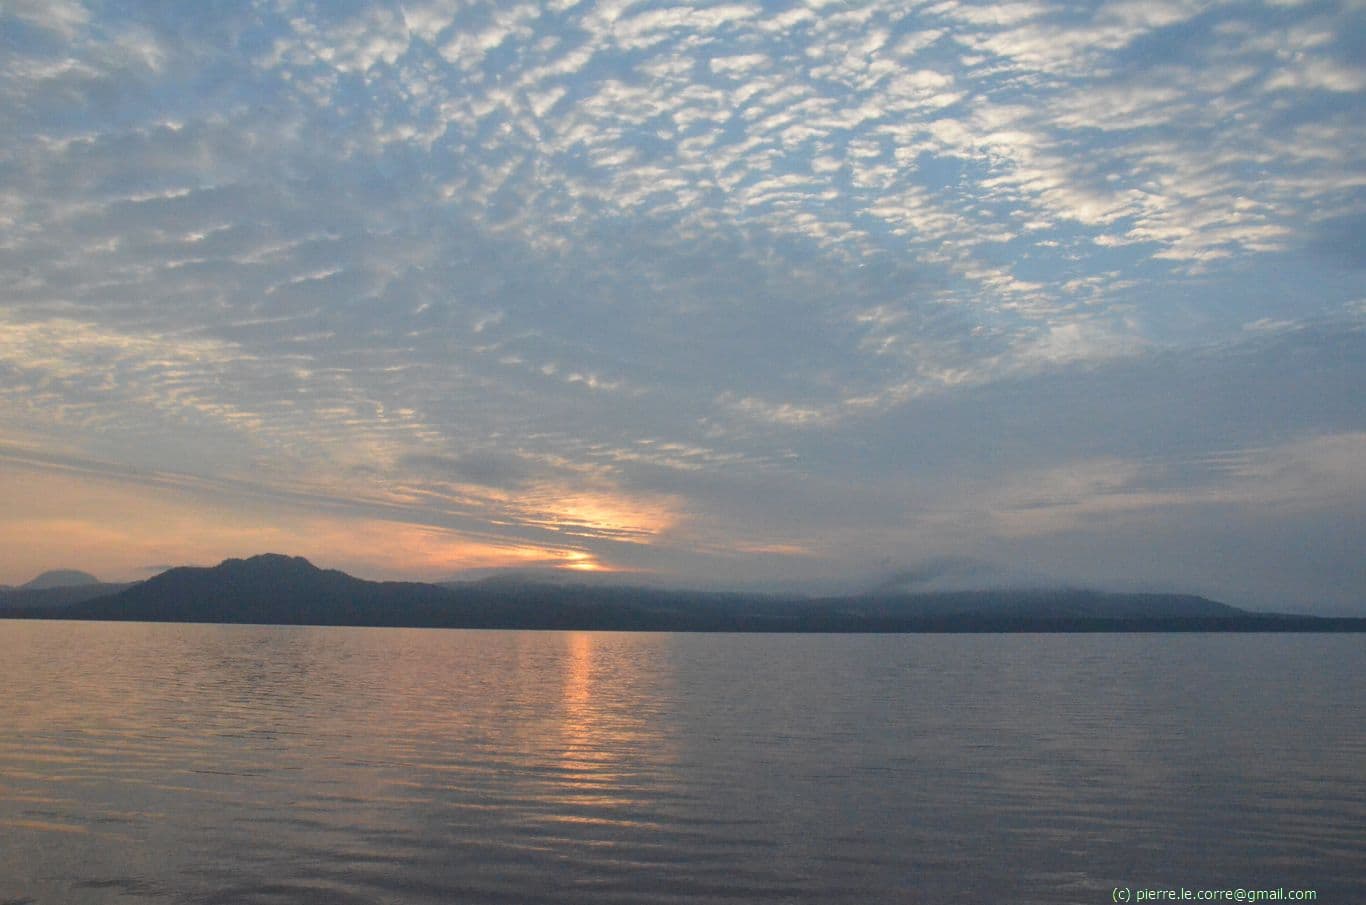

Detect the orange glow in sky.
xmin=0 ymin=464 xmax=619 ymax=584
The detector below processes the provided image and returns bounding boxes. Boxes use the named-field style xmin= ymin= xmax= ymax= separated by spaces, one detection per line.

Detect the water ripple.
xmin=1 ymin=623 xmax=1363 ymax=903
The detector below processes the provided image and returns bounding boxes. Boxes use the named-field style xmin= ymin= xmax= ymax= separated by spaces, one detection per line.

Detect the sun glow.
xmin=559 ymin=551 xmax=606 ymax=572
xmin=512 ymin=486 xmax=679 ymax=544
xmin=0 ymin=465 xmax=623 ymax=583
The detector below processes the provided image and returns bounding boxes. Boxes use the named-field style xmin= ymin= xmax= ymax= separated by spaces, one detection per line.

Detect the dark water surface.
xmin=1 ymin=622 xmax=1362 ymax=904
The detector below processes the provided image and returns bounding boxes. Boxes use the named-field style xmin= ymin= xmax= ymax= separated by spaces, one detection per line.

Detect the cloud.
xmin=399 ymin=451 xmax=534 ymax=489
xmin=6 ymin=0 xmax=90 ymax=39
xmin=1 ymin=0 xmax=1363 ymax=607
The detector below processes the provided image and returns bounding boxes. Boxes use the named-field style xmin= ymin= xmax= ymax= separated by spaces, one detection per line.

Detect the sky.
xmin=1 ymin=0 xmax=1363 ymax=612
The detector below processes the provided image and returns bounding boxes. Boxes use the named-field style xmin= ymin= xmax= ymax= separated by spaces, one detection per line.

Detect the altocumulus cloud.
xmin=0 ymin=0 xmax=1362 ymax=611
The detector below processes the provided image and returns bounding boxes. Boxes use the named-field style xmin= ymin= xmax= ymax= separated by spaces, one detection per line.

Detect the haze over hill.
xmin=21 ymin=569 xmax=101 ymax=590
xmin=3 ymin=554 xmax=1359 ymax=633
xmin=0 ymin=569 xmax=137 ymax=611
xmin=442 ymin=557 xmax=1064 ymax=598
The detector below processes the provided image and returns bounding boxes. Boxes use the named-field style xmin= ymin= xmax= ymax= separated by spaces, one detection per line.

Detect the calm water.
xmin=1 ymin=622 xmax=1362 ymax=904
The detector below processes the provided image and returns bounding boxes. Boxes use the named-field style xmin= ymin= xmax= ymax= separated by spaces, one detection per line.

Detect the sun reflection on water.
xmin=547 ymin=631 xmax=678 ymax=822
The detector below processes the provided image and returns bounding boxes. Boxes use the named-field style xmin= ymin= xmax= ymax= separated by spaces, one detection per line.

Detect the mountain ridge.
xmin=3 ymin=553 xmax=1362 ymax=632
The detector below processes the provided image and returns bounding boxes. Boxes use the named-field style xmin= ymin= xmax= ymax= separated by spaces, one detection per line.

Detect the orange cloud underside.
xmin=498 ymin=485 xmax=679 ymax=543
xmin=0 ymin=467 xmax=611 ymax=584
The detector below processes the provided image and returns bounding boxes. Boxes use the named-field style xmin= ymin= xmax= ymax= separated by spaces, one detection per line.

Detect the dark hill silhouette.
xmin=21 ymin=569 xmax=101 ymax=590
xmin=6 ymin=553 xmax=1361 ymax=632
xmin=63 ymin=554 xmax=466 ymax=627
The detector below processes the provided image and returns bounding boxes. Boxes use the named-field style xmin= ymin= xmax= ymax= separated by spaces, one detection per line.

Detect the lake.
xmin=1 ymin=621 xmax=1362 ymax=904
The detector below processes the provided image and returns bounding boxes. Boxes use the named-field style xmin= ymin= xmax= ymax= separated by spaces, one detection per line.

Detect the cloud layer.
xmin=2 ymin=1 xmax=1363 ymax=610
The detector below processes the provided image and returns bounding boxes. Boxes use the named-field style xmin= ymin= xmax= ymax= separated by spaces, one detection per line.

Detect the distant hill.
xmin=21 ymin=569 xmax=102 ymax=590
xmin=4 ymin=553 xmax=1362 ymax=632
xmin=834 ymin=588 xmax=1245 ymax=621
xmin=59 ymin=554 xmax=461 ymax=627
xmin=0 ymin=579 xmax=138 ymax=611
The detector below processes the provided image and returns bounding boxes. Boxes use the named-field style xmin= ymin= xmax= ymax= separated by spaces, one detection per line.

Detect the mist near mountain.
xmin=20 ymin=569 xmax=102 ymax=590
xmin=4 ymin=553 xmax=1359 ymax=633
xmin=0 ymin=573 xmax=137 ymax=611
